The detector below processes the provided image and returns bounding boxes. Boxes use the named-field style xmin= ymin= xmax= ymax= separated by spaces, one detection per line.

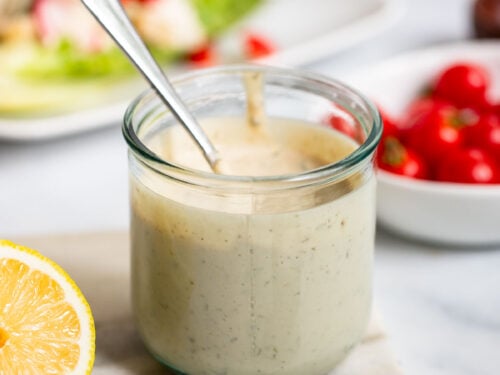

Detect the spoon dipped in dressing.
xmin=80 ymin=0 xmax=221 ymax=172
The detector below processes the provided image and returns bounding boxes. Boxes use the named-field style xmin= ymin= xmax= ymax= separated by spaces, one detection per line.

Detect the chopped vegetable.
xmin=244 ymin=32 xmax=275 ymax=59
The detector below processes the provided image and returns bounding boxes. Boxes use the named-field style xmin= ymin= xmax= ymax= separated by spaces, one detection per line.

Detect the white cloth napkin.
xmin=331 ymin=317 xmax=403 ymax=375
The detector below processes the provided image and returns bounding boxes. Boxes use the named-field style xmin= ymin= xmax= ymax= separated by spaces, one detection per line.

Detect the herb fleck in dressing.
xmin=130 ymin=115 xmax=375 ymax=374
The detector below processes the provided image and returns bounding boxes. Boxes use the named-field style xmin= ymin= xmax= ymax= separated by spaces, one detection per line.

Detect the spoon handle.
xmin=81 ymin=0 xmax=220 ymax=169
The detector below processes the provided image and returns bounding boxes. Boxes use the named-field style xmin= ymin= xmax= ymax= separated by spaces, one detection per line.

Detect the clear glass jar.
xmin=123 ymin=65 xmax=381 ymax=375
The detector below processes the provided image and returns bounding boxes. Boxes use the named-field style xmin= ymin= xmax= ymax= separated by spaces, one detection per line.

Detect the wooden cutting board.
xmin=12 ymin=231 xmax=404 ymax=375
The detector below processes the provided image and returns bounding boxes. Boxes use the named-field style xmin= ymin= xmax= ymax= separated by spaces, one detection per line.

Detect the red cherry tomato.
xmin=399 ymin=98 xmax=455 ymax=136
xmin=492 ymin=102 xmax=500 ymax=117
xmin=187 ymin=44 xmax=217 ymax=68
xmin=433 ymin=63 xmax=490 ymax=109
xmin=436 ymin=148 xmax=500 ymax=184
xmin=244 ymin=33 xmax=275 ymax=59
xmin=464 ymin=113 xmax=500 ymax=162
xmin=378 ymin=106 xmax=399 ymax=139
xmin=327 ymin=115 xmax=357 ymax=140
xmin=377 ymin=137 xmax=429 ymax=179
xmin=402 ymin=97 xmax=450 ymax=121
xmin=404 ymin=103 xmax=467 ymax=163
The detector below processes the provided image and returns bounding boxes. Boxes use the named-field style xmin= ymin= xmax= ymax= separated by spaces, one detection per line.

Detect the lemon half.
xmin=0 ymin=240 xmax=95 ymax=374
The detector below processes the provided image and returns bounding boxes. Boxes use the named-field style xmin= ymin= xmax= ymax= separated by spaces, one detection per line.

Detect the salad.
xmin=0 ymin=0 xmax=263 ymax=115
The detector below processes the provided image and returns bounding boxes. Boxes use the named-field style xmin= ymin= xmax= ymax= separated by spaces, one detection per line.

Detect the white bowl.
xmin=377 ymin=170 xmax=500 ymax=245
xmin=345 ymin=41 xmax=500 ymax=245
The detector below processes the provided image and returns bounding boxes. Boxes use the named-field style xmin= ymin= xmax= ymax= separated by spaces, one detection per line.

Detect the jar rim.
xmin=122 ymin=64 xmax=382 ymax=187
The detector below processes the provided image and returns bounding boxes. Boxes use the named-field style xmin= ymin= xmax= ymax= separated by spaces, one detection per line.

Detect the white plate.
xmin=344 ymin=41 xmax=500 ymax=245
xmin=0 ymin=0 xmax=403 ymax=141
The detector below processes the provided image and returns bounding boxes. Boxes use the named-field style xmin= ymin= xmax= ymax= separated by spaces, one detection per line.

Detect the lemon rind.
xmin=0 ymin=239 xmax=96 ymax=375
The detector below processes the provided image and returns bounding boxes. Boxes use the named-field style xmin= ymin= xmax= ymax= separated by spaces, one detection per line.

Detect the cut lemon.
xmin=0 ymin=240 xmax=95 ymax=374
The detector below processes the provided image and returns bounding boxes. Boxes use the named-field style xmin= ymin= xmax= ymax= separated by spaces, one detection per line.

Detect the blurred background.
xmin=1 ymin=0 xmax=500 ymax=374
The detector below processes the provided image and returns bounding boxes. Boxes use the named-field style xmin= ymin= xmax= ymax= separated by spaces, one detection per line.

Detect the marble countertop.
xmin=2 ymin=0 xmax=499 ymax=374
xmin=375 ymin=230 xmax=500 ymax=375
xmin=15 ymin=232 xmax=405 ymax=375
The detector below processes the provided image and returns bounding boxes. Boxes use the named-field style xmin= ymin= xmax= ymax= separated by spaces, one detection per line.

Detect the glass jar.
xmin=123 ymin=65 xmax=381 ymax=375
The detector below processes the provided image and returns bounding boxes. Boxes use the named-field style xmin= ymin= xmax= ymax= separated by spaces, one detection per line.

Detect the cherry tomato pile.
xmin=377 ymin=62 xmax=500 ymax=184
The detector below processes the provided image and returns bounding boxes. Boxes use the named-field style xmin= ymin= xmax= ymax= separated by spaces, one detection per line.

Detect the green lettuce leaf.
xmin=191 ymin=0 xmax=262 ymax=36
xmin=17 ymin=40 xmax=183 ymax=81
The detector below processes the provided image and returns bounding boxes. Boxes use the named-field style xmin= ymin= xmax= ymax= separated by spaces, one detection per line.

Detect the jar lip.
xmin=123 ymin=64 xmax=381 ymax=185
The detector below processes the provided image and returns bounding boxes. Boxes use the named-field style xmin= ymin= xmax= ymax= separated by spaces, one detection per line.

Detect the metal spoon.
xmin=81 ymin=0 xmax=220 ymax=171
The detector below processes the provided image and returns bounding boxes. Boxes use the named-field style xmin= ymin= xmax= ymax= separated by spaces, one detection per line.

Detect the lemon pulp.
xmin=0 ymin=241 xmax=95 ymax=374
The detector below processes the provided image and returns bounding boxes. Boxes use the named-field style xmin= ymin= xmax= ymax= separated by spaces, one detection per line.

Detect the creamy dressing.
xmin=130 ymin=116 xmax=376 ymax=375
xmin=244 ymin=71 xmax=266 ymax=129
xmin=149 ymin=117 xmax=356 ymax=176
